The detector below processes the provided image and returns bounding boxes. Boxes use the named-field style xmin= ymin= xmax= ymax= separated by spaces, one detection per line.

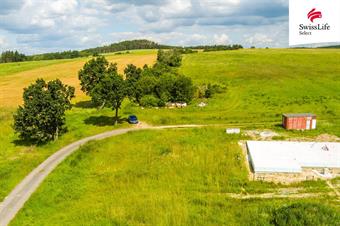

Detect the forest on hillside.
xmin=0 ymin=39 xmax=245 ymax=63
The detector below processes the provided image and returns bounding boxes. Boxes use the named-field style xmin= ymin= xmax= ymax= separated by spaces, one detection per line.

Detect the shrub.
xmin=157 ymin=49 xmax=182 ymax=67
xmin=171 ymin=75 xmax=195 ymax=103
xmin=271 ymin=203 xmax=339 ymax=226
xmin=140 ymin=95 xmax=161 ymax=107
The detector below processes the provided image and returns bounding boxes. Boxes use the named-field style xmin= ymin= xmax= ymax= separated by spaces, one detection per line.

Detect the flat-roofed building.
xmin=246 ymin=141 xmax=340 ymax=182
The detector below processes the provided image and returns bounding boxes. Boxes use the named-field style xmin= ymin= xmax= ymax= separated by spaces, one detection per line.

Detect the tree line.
xmin=197 ymin=44 xmax=243 ymax=52
xmin=0 ymin=51 xmax=27 ymax=63
xmin=0 ymin=50 xmax=86 ymax=63
xmin=0 ymin=40 xmax=171 ymax=63
xmin=13 ymin=49 xmax=196 ymax=143
xmin=1 ymin=40 xmax=244 ymax=64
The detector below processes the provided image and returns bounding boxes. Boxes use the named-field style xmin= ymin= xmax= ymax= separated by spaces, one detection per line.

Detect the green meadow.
xmin=0 ymin=59 xmax=72 ymax=78
xmin=0 ymin=106 xmax=125 ymax=201
xmin=127 ymin=49 xmax=340 ymax=136
xmin=0 ymin=49 xmax=339 ymax=224
xmin=10 ymin=128 xmax=339 ymax=226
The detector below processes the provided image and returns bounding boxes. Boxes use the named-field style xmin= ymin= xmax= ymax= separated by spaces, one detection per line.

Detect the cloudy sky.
xmin=0 ymin=0 xmax=289 ymax=54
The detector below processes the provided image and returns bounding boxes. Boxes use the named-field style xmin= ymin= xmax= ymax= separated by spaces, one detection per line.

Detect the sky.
xmin=0 ymin=0 xmax=289 ymax=54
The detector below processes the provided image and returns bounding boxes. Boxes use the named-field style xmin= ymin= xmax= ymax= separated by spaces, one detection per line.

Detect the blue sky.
xmin=0 ymin=0 xmax=289 ymax=54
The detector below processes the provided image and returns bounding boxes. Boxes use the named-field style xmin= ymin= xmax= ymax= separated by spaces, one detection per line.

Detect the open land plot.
xmin=0 ymin=50 xmax=156 ymax=201
xmin=0 ymin=48 xmax=340 ymax=210
xmin=10 ymin=128 xmax=339 ymax=226
xmin=128 ymin=49 xmax=340 ymax=136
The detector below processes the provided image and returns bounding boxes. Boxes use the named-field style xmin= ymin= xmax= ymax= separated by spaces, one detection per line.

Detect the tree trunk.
xmin=54 ymin=127 xmax=59 ymax=141
xmin=98 ymin=100 xmax=106 ymax=110
xmin=115 ymin=107 xmax=119 ymax=125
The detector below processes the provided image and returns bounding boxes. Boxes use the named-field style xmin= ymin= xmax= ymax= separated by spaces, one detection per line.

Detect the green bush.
xmin=140 ymin=95 xmax=161 ymax=107
xmin=271 ymin=203 xmax=339 ymax=226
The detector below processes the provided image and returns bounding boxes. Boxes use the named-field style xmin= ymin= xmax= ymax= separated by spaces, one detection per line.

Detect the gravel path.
xmin=0 ymin=125 xmax=202 ymax=226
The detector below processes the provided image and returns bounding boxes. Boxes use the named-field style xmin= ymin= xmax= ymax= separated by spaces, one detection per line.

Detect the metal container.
xmin=282 ymin=113 xmax=316 ymax=130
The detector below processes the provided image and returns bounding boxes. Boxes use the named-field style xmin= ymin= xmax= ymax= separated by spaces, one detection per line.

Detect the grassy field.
xmin=0 ymin=50 xmax=157 ymax=201
xmin=127 ymin=49 xmax=340 ymax=136
xmin=0 ymin=59 xmax=72 ymax=78
xmin=0 ymin=48 xmax=339 ymax=224
xmin=10 ymin=128 xmax=338 ymax=226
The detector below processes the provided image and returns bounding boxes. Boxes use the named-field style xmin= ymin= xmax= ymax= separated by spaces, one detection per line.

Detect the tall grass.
xmin=1 ymin=48 xmax=340 ymax=202
xmin=0 ymin=104 xmax=130 ymax=201
xmin=11 ymin=128 xmax=338 ymax=226
xmin=0 ymin=59 xmax=72 ymax=78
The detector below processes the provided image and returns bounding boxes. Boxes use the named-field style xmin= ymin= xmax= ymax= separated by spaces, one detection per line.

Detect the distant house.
xmin=282 ymin=113 xmax=316 ymax=130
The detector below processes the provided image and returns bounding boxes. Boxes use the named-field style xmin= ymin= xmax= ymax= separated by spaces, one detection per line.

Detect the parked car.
xmin=128 ymin=115 xmax=139 ymax=124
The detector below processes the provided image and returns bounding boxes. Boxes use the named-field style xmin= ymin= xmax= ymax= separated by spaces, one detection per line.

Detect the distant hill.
xmin=82 ymin=39 xmax=174 ymax=55
xmin=1 ymin=39 xmax=244 ymax=63
xmin=318 ymin=45 xmax=340 ymax=49
xmin=0 ymin=40 xmax=175 ymax=63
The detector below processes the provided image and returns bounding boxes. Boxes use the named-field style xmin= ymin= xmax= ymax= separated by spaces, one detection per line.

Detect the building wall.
xmin=253 ymin=167 xmax=339 ymax=184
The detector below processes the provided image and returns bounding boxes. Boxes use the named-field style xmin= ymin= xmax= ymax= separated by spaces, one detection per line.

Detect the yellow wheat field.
xmin=0 ymin=52 xmax=156 ymax=107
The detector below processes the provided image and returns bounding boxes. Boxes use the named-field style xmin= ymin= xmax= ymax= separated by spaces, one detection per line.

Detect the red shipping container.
xmin=282 ymin=113 xmax=316 ymax=130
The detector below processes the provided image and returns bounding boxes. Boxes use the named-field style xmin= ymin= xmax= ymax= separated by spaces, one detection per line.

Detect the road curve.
xmin=0 ymin=125 xmax=202 ymax=226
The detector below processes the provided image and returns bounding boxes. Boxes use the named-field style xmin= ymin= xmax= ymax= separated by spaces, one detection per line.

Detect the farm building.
xmin=282 ymin=113 xmax=316 ymax=130
xmin=246 ymin=141 xmax=340 ymax=182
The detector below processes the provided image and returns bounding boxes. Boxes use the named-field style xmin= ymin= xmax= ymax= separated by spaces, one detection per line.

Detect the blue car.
xmin=128 ymin=115 xmax=139 ymax=124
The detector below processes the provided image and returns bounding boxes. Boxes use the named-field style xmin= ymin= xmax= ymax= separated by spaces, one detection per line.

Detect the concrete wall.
xmin=253 ymin=168 xmax=339 ymax=184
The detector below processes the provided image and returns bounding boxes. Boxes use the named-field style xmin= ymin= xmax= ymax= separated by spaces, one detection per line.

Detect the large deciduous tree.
xmin=78 ymin=56 xmax=110 ymax=95
xmin=13 ymin=79 xmax=75 ymax=143
xmin=91 ymin=68 xmax=127 ymax=125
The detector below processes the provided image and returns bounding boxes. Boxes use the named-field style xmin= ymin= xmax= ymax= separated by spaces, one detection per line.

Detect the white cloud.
xmin=50 ymin=0 xmax=78 ymax=14
xmin=245 ymin=33 xmax=274 ymax=46
xmin=0 ymin=35 xmax=11 ymax=52
xmin=0 ymin=0 xmax=289 ymax=53
xmin=214 ymin=34 xmax=230 ymax=45
xmin=0 ymin=36 xmax=7 ymax=46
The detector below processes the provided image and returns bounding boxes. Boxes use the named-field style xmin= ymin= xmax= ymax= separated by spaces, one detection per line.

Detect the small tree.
xmin=13 ymin=79 xmax=75 ymax=143
xmin=91 ymin=71 xmax=127 ymax=124
xmin=125 ymin=64 xmax=142 ymax=103
xmin=124 ymin=64 xmax=142 ymax=81
xmin=157 ymin=49 xmax=182 ymax=67
xmin=156 ymin=73 xmax=176 ymax=103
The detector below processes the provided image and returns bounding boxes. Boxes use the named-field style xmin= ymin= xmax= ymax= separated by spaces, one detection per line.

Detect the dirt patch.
xmin=316 ymin=134 xmax=340 ymax=142
xmin=134 ymin=121 xmax=152 ymax=129
xmin=245 ymin=130 xmax=279 ymax=140
xmin=287 ymin=133 xmax=340 ymax=142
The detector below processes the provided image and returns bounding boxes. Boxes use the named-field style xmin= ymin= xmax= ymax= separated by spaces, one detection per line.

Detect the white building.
xmin=247 ymin=141 xmax=340 ymax=174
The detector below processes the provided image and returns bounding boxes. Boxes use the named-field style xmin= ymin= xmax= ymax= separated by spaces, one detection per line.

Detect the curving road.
xmin=0 ymin=125 xmax=202 ymax=226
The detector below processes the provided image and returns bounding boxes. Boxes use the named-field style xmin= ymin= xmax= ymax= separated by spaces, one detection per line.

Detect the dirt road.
xmin=0 ymin=125 xmax=202 ymax=226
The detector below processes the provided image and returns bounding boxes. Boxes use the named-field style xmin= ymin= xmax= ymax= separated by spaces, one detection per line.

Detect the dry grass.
xmin=0 ymin=52 xmax=156 ymax=107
